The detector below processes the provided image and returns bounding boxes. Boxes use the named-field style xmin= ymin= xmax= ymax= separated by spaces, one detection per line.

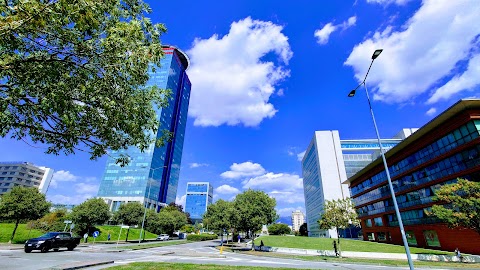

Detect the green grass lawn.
xmin=0 ymin=223 xmax=44 ymax=244
xmin=0 ymin=223 xmax=157 ymax=244
xmin=92 ymin=225 xmax=157 ymax=242
xmin=240 ymin=250 xmax=480 ymax=269
xmin=107 ymin=262 xmax=301 ymax=270
xmin=254 ymin=235 xmax=450 ymax=255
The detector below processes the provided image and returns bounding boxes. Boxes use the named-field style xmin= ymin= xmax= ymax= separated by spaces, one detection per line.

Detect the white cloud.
xmin=297 ymin=151 xmax=306 ymax=161
xmin=215 ymin=184 xmax=240 ymax=195
xmin=48 ymin=194 xmax=95 ymax=205
xmin=243 ymin=172 xmax=303 ymax=191
xmin=277 ymin=207 xmax=305 ymax=217
xmin=176 ymin=195 xmax=186 ymax=208
xmin=187 ymin=17 xmax=293 ymax=127
xmin=366 ymin=0 xmax=412 ymax=5
xmin=220 ymin=161 xmax=266 ymax=179
xmin=345 ymin=0 xmax=480 ymax=104
xmin=269 ymin=191 xmax=305 ymax=204
xmin=425 ymin=107 xmax=437 ymax=116
xmin=50 ymin=170 xmax=78 ymax=188
xmin=75 ymin=183 xmax=99 ymax=194
xmin=427 ymin=54 xmax=480 ymax=104
xmin=314 ymin=16 xmax=357 ymax=45
xmin=189 ymin=162 xmax=209 ymax=168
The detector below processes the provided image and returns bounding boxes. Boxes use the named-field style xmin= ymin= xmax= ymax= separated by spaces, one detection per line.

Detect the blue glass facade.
xmin=184 ymin=182 xmax=213 ymax=223
xmin=97 ymin=47 xmax=191 ymax=211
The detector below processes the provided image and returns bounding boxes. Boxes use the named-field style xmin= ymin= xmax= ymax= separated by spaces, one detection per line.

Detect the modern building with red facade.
xmin=344 ymin=99 xmax=480 ymax=255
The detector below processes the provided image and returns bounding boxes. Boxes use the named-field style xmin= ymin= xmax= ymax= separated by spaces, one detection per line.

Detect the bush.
xmin=186 ymin=234 xmax=218 ymax=241
xmin=268 ymin=223 xmax=291 ymax=235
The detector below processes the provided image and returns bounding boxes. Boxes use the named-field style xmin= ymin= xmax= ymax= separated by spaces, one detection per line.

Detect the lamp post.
xmin=347 ymin=49 xmax=414 ymax=270
xmin=139 ymin=165 xmax=167 ymax=243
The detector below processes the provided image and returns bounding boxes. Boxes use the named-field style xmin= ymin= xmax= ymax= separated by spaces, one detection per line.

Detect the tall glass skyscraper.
xmin=184 ymin=182 xmax=213 ymax=223
xmin=97 ymin=46 xmax=191 ymax=211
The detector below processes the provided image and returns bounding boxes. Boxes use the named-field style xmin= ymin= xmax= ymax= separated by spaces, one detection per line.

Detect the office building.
xmin=184 ymin=182 xmax=213 ymax=223
xmin=302 ymin=129 xmax=416 ymax=237
xmin=291 ymin=210 xmax=305 ymax=232
xmin=97 ymin=46 xmax=191 ymax=211
xmin=0 ymin=162 xmax=53 ymax=195
xmin=344 ymin=99 xmax=480 ymax=254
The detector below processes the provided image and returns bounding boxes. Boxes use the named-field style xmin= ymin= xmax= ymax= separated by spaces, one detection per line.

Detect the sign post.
xmin=92 ymin=231 xmax=99 ymax=248
xmin=63 ymin=220 xmax=72 ymax=232
xmin=117 ymin=225 xmax=129 ymax=249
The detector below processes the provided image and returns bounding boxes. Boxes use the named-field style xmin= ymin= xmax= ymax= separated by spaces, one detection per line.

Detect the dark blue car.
xmin=24 ymin=232 xmax=80 ymax=253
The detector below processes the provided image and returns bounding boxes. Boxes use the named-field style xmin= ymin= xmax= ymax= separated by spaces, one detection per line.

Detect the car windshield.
xmin=39 ymin=232 xmax=59 ymax=238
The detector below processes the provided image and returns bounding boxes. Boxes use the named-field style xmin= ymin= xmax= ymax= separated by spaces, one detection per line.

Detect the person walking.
xmin=455 ymin=248 xmax=463 ymax=262
xmin=333 ymin=240 xmax=339 ymax=256
xmin=107 ymin=233 xmax=111 ymax=241
xmin=237 ymin=234 xmax=241 ymax=244
xmin=83 ymin=233 xmax=88 ymax=243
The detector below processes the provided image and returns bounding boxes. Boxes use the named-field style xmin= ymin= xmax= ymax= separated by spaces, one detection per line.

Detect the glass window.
xmin=423 ymin=230 xmax=441 ymax=247
xmin=367 ymin=232 xmax=375 ymax=240
xmin=377 ymin=232 xmax=387 ymax=241
xmin=365 ymin=219 xmax=372 ymax=227
xmin=406 ymin=231 xmax=417 ymax=246
xmin=374 ymin=217 xmax=383 ymax=226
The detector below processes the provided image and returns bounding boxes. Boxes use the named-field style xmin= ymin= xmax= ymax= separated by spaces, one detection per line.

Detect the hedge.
xmin=186 ymin=234 xmax=218 ymax=241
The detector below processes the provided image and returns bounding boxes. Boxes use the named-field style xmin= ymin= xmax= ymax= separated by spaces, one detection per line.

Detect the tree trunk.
xmin=336 ymin=227 xmax=342 ymax=257
xmin=9 ymin=219 xmax=20 ymax=244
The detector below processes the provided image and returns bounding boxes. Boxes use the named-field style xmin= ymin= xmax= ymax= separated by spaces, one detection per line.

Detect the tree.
xmin=429 ymin=178 xmax=480 ymax=234
xmin=233 ymin=189 xmax=278 ymax=238
xmin=318 ymin=198 xmax=359 ymax=255
xmin=0 ymin=0 xmax=171 ymax=165
xmin=299 ymin=222 xmax=308 ymax=236
xmin=167 ymin=202 xmax=192 ymax=224
xmin=268 ymin=223 xmax=291 ymax=235
xmin=144 ymin=209 xmax=161 ymax=235
xmin=113 ymin=202 xmax=143 ymax=226
xmin=203 ymin=199 xmax=235 ymax=234
xmin=156 ymin=208 xmax=187 ymax=235
xmin=34 ymin=208 xmax=68 ymax=232
xmin=0 ymin=186 xmax=50 ymax=242
xmin=70 ymin=198 xmax=110 ymax=233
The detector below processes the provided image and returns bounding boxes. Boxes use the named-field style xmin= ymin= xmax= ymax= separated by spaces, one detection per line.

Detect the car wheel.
xmin=53 ymin=248 xmax=59 ymax=252
xmin=24 ymin=248 xmax=32 ymax=253
xmin=67 ymin=245 xmax=76 ymax=251
xmin=40 ymin=245 xmax=49 ymax=253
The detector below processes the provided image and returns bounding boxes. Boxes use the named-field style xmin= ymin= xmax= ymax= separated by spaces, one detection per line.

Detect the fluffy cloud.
xmin=176 ymin=195 xmax=186 ymax=208
xmin=220 ymin=161 xmax=266 ymax=179
xmin=314 ymin=16 xmax=356 ymax=45
xmin=189 ymin=162 xmax=209 ymax=168
xmin=50 ymin=170 xmax=78 ymax=188
xmin=277 ymin=207 xmax=305 ymax=217
xmin=187 ymin=17 xmax=292 ymax=127
xmin=242 ymin=172 xmax=304 ymax=204
xmin=48 ymin=194 xmax=95 ymax=205
xmin=75 ymin=183 xmax=99 ymax=194
xmin=297 ymin=150 xmax=306 ymax=162
xmin=366 ymin=0 xmax=412 ymax=5
xmin=345 ymin=0 xmax=480 ymax=104
xmin=425 ymin=107 xmax=437 ymax=116
xmin=215 ymin=184 xmax=240 ymax=195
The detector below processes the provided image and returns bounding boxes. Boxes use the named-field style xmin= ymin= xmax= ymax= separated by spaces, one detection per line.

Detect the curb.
xmin=48 ymin=260 xmax=114 ymax=270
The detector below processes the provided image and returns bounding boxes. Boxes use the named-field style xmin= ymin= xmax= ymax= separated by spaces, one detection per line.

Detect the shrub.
xmin=186 ymin=234 xmax=218 ymax=241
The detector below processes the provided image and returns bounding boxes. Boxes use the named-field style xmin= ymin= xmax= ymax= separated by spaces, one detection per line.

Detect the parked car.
xmin=24 ymin=232 xmax=81 ymax=253
xmin=156 ymin=234 xmax=170 ymax=241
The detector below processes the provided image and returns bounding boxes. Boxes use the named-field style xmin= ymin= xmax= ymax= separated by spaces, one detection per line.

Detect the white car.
xmin=157 ymin=234 xmax=170 ymax=241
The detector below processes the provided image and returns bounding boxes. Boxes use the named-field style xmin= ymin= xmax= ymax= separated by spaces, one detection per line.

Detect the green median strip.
xmin=107 ymin=262 xmax=304 ymax=270
xmin=125 ymin=240 xmax=190 ymax=250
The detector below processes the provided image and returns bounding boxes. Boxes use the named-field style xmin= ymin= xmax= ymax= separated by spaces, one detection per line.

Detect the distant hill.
xmin=276 ymin=216 xmax=292 ymax=226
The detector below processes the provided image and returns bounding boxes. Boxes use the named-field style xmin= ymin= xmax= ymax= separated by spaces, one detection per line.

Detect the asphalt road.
xmin=0 ymin=240 xmax=466 ymax=270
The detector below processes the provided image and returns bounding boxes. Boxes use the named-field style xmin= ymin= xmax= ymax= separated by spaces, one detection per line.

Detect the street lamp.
xmin=347 ymin=49 xmax=415 ymax=270
xmin=139 ymin=165 xmax=167 ymax=243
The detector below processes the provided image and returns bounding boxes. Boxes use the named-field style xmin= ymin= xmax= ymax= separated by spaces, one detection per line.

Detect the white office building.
xmin=301 ymin=129 xmax=417 ymax=237
xmin=0 ymin=162 xmax=54 ymax=195
xmin=291 ymin=210 xmax=305 ymax=232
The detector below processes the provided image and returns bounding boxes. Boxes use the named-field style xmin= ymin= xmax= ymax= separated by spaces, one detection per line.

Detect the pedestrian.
xmin=455 ymin=248 xmax=463 ymax=262
xmin=260 ymin=240 xmax=264 ymax=247
xmin=107 ymin=233 xmax=111 ymax=241
xmin=237 ymin=234 xmax=241 ymax=244
xmin=83 ymin=233 xmax=88 ymax=243
xmin=333 ymin=240 xmax=339 ymax=256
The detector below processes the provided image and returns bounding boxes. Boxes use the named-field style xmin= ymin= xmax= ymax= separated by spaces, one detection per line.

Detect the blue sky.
xmin=2 ymin=0 xmax=480 ymax=218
